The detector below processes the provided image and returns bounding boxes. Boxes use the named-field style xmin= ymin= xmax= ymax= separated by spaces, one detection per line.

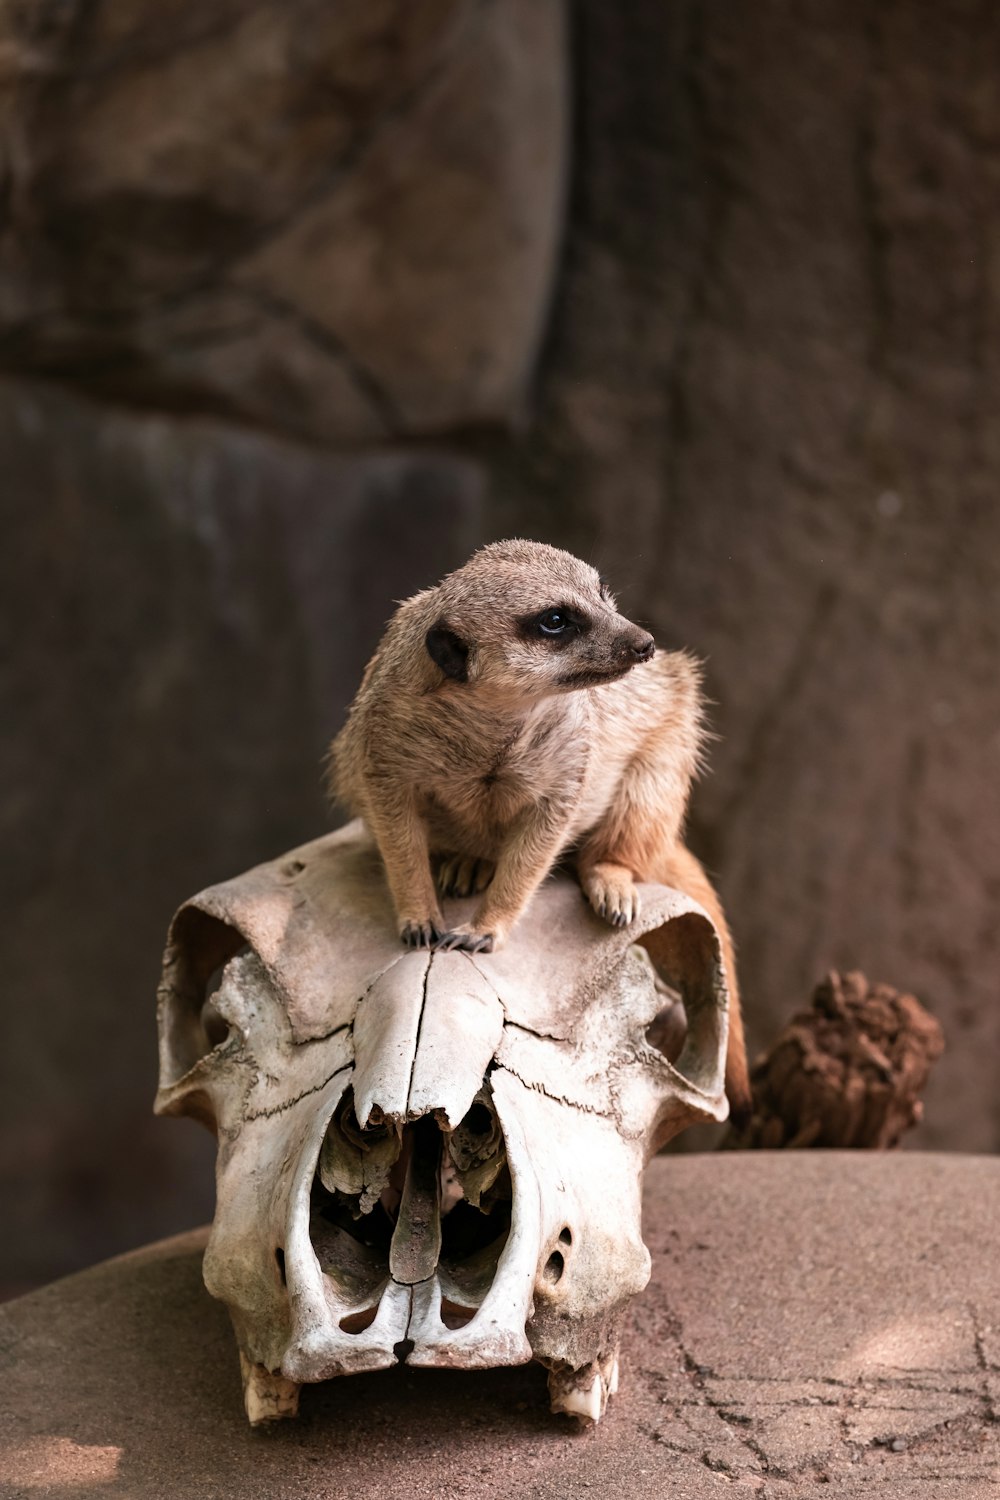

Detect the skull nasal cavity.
xmin=464 ymin=1102 xmax=493 ymax=1135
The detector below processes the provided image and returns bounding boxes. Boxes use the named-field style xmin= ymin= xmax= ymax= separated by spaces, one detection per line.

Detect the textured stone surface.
xmin=498 ymin=0 xmax=1000 ymax=1156
xmin=0 ymin=0 xmax=567 ymax=439
xmin=1 ymin=1154 xmax=997 ymax=1498
xmin=0 ymin=376 xmax=483 ymax=1295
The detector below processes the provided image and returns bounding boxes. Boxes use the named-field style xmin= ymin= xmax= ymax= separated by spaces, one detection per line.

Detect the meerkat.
xmin=328 ymin=539 xmax=751 ymax=1123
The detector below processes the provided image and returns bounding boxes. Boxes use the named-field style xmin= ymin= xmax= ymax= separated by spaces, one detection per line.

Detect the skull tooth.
xmin=550 ymin=1373 xmax=605 ymax=1424
xmin=547 ymin=1351 xmax=619 ymax=1425
xmin=239 ymin=1352 xmax=300 ymax=1426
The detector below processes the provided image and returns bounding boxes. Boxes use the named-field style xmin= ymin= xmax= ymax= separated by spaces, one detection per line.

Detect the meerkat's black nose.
xmin=631 ymin=633 xmax=655 ymax=662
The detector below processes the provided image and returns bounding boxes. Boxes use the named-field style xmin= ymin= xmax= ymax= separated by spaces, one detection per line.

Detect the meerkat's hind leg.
xmin=578 ymin=860 xmax=641 ymax=928
xmin=436 ymin=853 xmax=495 ymax=900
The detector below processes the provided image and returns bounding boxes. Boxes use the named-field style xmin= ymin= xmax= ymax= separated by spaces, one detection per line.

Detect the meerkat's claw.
xmin=400 ymin=919 xmax=441 ymax=949
xmin=436 ymin=855 xmax=496 ymax=900
xmin=435 ymin=926 xmax=496 ymax=954
xmin=583 ymin=867 xmax=640 ymax=929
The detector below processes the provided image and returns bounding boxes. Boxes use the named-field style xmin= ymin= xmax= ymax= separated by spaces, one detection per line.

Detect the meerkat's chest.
xmin=425 ymin=741 xmax=560 ymax=819
xmin=417 ymin=710 xmax=582 ymax=848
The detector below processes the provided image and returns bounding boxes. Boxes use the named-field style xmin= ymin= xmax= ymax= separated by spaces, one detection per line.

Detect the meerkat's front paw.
xmin=434 ymin=922 xmax=503 ymax=954
xmin=582 ymin=865 xmax=640 ymax=929
xmin=399 ymin=918 xmax=442 ymax=949
xmin=436 ymin=854 xmax=495 ymax=899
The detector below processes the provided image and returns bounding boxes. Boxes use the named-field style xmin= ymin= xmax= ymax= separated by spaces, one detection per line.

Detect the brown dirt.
xmin=726 ymin=969 xmax=945 ymax=1149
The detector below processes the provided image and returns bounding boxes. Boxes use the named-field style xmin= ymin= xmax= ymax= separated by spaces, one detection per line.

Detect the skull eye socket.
xmin=201 ymin=999 xmax=230 ymax=1049
xmin=642 ymin=912 xmax=726 ymax=1100
xmin=196 ymin=946 xmax=259 ymax=1056
xmin=158 ymin=911 xmax=247 ymax=1091
xmin=200 ymin=964 xmax=234 ymax=1050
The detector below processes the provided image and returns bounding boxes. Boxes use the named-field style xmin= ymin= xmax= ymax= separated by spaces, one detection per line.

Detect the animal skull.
xmin=155 ymin=823 xmax=729 ymax=1425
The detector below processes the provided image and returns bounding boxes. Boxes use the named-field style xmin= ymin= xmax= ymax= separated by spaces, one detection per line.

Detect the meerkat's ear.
xmin=426 ymin=621 xmax=469 ymax=683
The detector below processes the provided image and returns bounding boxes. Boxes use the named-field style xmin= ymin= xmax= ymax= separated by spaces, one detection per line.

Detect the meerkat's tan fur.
xmin=329 ymin=539 xmax=750 ymax=1121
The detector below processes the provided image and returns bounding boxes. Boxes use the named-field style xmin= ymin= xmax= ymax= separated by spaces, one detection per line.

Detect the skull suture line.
xmin=155 ymin=822 xmax=729 ymax=1425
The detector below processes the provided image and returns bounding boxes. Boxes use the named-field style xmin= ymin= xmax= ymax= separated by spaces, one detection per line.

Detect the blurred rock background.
xmin=2 ymin=0 xmax=998 ymax=1296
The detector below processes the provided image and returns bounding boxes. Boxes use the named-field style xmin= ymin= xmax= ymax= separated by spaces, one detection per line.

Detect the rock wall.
xmin=0 ymin=0 xmax=567 ymax=440
xmin=2 ymin=0 xmax=999 ymax=1292
xmin=0 ymin=378 xmax=484 ymax=1293
xmin=502 ymin=0 xmax=1000 ymax=1157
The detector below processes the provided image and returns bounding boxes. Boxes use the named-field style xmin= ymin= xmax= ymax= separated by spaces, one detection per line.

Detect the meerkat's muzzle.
xmin=627 ymin=631 xmax=655 ymax=663
xmin=610 ymin=624 xmax=655 ymax=667
xmin=555 ymin=626 xmax=655 ymax=689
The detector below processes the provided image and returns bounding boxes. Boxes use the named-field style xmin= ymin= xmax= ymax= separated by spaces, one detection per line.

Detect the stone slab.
xmin=1 ymin=1153 xmax=998 ymax=1499
xmin=3 ymin=1152 xmax=995 ymax=1494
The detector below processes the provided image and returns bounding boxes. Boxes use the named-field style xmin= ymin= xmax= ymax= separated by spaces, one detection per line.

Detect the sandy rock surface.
xmin=1 ymin=1153 xmax=997 ymax=1499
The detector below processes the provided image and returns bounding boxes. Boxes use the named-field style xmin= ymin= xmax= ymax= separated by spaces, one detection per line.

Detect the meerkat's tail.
xmin=722 ymin=978 xmax=753 ymax=1130
xmin=640 ymin=843 xmax=752 ymax=1128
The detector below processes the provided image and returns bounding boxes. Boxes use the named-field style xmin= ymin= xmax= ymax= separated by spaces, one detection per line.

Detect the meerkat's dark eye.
xmin=516 ymin=605 xmax=584 ymax=643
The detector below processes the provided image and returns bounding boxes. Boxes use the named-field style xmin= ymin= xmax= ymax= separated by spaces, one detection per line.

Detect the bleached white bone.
xmin=155 ymin=821 xmax=730 ymax=1424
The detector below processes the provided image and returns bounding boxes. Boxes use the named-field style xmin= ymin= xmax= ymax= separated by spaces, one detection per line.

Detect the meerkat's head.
xmin=422 ymin=539 xmax=655 ymax=700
